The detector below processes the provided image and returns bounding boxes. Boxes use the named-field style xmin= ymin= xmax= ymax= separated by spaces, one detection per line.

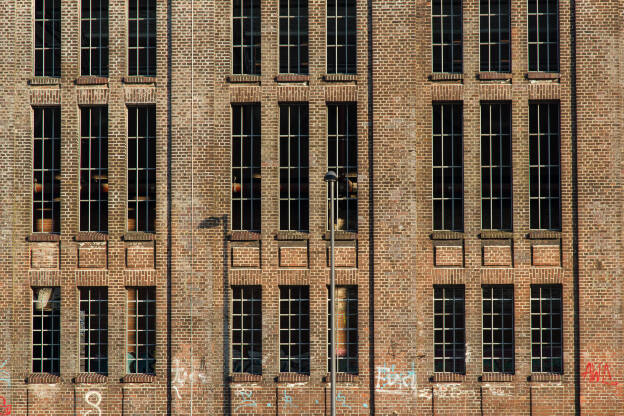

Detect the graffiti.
xmin=172 ymin=358 xmax=209 ymax=399
xmin=83 ymin=391 xmax=102 ymax=416
xmin=0 ymin=396 xmax=10 ymax=416
xmin=336 ymin=392 xmax=351 ymax=409
xmin=233 ymin=389 xmax=257 ymax=412
xmin=0 ymin=360 xmax=9 ymax=387
xmin=375 ymin=363 xmax=417 ymax=393
xmin=582 ymin=362 xmax=618 ymax=387
xmin=282 ymin=391 xmax=297 ymax=408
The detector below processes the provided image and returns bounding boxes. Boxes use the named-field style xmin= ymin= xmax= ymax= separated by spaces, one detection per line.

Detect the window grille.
xmin=128 ymin=106 xmax=156 ymax=232
xmin=79 ymin=287 xmax=108 ymax=374
xmin=34 ymin=0 xmax=61 ymax=77
xmin=80 ymin=107 xmax=108 ymax=232
xmin=434 ymin=285 xmax=465 ymax=373
xmin=128 ymin=0 xmax=156 ymax=76
xmin=279 ymin=0 xmax=308 ymax=74
xmin=481 ymin=102 xmax=512 ymax=230
xmin=480 ymin=0 xmax=510 ymax=72
xmin=232 ymin=286 xmax=262 ymax=375
xmin=32 ymin=287 xmax=61 ymax=374
xmin=432 ymin=0 xmax=462 ymax=73
xmin=81 ymin=0 xmax=109 ymax=76
xmin=232 ymin=105 xmax=261 ymax=231
xmin=327 ymin=0 xmax=356 ymax=74
xmin=279 ymin=286 xmax=310 ymax=374
xmin=530 ymin=102 xmax=561 ymax=230
xmin=33 ymin=107 xmax=61 ymax=233
xmin=528 ymin=0 xmax=558 ymax=72
xmin=482 ymin=285 xmax=514 ymax=374
xmin=327 ymin=286 xmax=358 ymax=374
xmin=433 ymin=103 xmax=463 ymax=231
xmin=280 ymin=104 xmax=309 ymax=231
xmin=233 ymin=0 xmax=261 ymax=74
xmin=327 ymin=103 xmax=357 ymax=231
xmin=127 ymin=287 xmax=156 ymax=374
xmin=531 ymin=285 xmax=563 ymax=373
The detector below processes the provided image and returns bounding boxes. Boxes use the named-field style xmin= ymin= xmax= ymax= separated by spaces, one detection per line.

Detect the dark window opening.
xmin=128 ymin=106 xmax=156 ymax=232
xmin=327 ymin=0 xmax=356 ymax=74
xmin=432 ymin=0 xmax=462 ymax=73
xmin=80 ymin=107 xmax=108 ymax=232
xmin=81 ymin=0 xmax=109 ymax=76
xmin=232 ymin=105 xmax=261 ymax=231
xmin=127 ymin=287 xmax=156 ymax=374
xmin=279 ymin=286 xmax=310 ymax=374
xmin=233 ymin=0 xmax=261 ymax=74
xmin=34 ymin=0 xmax=61 ymax=77
xmin=232 ymin=286 xmax=262 ymax=375
xmin=33 ymin=107 xmax=61 ymax=233
xmin=128 ymin=0 xmax=157 ymax=76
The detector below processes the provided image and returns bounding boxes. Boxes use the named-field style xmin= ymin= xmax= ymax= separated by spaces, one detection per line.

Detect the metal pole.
xmin=330 ymin=180 xmax=336 ymax=416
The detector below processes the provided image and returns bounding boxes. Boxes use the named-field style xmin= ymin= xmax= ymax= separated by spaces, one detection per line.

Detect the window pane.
xmin=433 ymin=286 xmax=465 ymax=373
xmin=280 ymin=286 xmax=310 ymax=373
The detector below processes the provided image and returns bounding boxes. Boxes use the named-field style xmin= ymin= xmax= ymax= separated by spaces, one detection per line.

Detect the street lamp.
xmin=324 ymin=170 xmax=338 ymax=416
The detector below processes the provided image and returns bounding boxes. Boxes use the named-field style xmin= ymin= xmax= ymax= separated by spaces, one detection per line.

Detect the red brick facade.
xmin=0 ymin=0 xmax=622 ymax=415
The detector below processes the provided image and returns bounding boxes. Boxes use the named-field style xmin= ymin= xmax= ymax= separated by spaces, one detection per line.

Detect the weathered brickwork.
xmin=0 ymin=0 xmax=623 ymax=415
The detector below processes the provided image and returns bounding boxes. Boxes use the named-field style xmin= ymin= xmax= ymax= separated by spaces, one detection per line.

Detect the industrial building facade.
xmin=0 ymin=0 xmax=622 ymax=415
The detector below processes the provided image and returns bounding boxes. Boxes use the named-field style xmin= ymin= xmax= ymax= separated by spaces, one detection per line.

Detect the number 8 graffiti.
xmin=84 ymin=391 xmax=102 ymax=416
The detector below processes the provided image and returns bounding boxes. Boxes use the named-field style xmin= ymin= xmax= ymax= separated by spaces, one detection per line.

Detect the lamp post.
xmin=324 ymin=170 xmax=338 ymax=416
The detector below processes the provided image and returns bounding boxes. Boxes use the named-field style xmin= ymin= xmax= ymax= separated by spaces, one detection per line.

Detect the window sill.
xmin=122 ymin=76 xmax=157 ymax=84
xmin=123 ymin=232 xmax=156 ymax=241
xmin=528 ymin=373 xmax=562 ymax=382
xmin=276 ymin=373 xmax=309 ymax=383
xmin=322 ymin=231 xmax=357 ymax=241
xmin=323 ymin=373 xmax=358 ymax=383
xmin=479 ymin=373 xmax=514 ymax=382
xmin=230 ymin=373 xmax=262 ymax=383
xmin=275 ymin=74 xmax=309 ymax=83
xmin=122 ymin=374 xmax=156 ymax=383
xmin=74 ymin=232 xmax=109 ymax=242
xmin=477 ymin=72 xmax=512 ymax=81
xmin=74 ymin=373 xmax=107 ymax=384
xmin=27 ymin=233 xmax=60 ymax=242
xmin=526 ymin=72 xmax=560 ymax=81
xmin=479 ymin=230 xmax=513 ymax=240
xmin=275 ymin=231 xmax=309 ymax=241
xmin=429 ymin=373 xmax=465 ymax=383
xmin=228 ymin=231 xmax=262 ymax=241
xmin=27 ymin=373 xmax=61 ymax=384
xmin=227 ymin=74 xmax=261 ymax=83
xmin=322 ymin=74 xmax=357 ymax=82
xmin=28 ymin=76 xmax=61 ymax=86
xmin=431 ymin=231 xmax=464 ymax=240
xmin=75 ymin=76 xmax=108 ymax=85
xmin=429 ymin=73 xmax=463 ymax=82
xmin=527 ymin=230 xmax=561 ymax=240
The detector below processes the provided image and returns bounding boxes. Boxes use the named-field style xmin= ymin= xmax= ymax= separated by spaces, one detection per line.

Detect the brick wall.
xmin=0 ymin=0 xmax=622 ymax=415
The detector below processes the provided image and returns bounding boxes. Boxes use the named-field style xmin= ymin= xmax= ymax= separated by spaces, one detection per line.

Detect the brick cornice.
xmin=230 ymin=373 xmax=262 ymax=383
xmin=27 ymin=233 xmax=60 ymax=242
xmin=74 ymin=232 xmax=109 ymax=242
xmin=75 ymin=76 xmax=108 ymax=85
xmin=27 ymin=373 xmax=61 ymax=384
xmin=74 ymin=373 xmax=108 ymax=384
xmin=122 ymin=374 xmax=156 ymax=383
xmin=276 ymin=373 xmax=310 ymax=383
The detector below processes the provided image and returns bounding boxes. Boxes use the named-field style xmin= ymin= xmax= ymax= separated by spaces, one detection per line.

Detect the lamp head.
xmin=324 ymin=171 xmax=338 ymax=183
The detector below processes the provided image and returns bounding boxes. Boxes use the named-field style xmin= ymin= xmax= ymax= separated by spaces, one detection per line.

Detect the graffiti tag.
xmin=0 ymin=396 xmax=10 ymax=416
xmin=375 ymin=362 xmax=417 ymax=393
xmin=233 ymin=389 xmax=257 ymax=412
xmin=582 ymin=362 xmax=618 ymax=387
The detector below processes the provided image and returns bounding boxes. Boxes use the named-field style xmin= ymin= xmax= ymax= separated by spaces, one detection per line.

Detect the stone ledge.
xmin=479 ymin=230 xmax=513 ymax=240
xmin=28 ymin=76 xmax=61 ymax=85
xmin=74 ymin=373 xmax=107 ymax=384
xmin=122 ymin=373 xmax=156 ymax=383
xmin=479 ymin=373 xmax=514 ymax=382
xmin=228 ymin=231 xmax=262 ymax=241
xmin=75 ymin=232 xmax=109 ymax=242
xmin=227 ymin=74 xmax=261 ymax=83
xmin=230 ymin=373 xmax=262 ymax=383
xmin=75 ymin=76 xmax=108 ymax=85
xmin=477 ymin=72 xmax=512 ymax=81
xmin=275 ymin=231 xmax=309 ymax=241
xmin=429 ymin=73 xmax=463 ymax=82
xmin=123 ymin=232 xmax=157 ymax=241
xmin=122 ymin=76 xmax=157 ymax=84
xmin=323 ymin=74 xmax=358 ymax=82
xmin=28 ymin=233 xmax=61 ymax=242
xmin=527 ymin=230 xmax=561 ymax=240
xmin=430 ymin=373 xmax=465 ymax=382
xmin=275 ymin=74 xmax=309 ymax=82
xmin=323 ymin=373 xmax=358 ymax=383
xmin=322 ymin=231 xmax=358 ymax=241
xmin=27 ymin=373 xmax=61 ymax=384
xmin=431 ymin=231 xmax=464 ymax=240
xmin=526 ymin=72 xmax=560 ymax=80
xmin=528 ymin=373 xmax=562 ymax=382
xmin=276 ymin=373 xmax=310 ymax=383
